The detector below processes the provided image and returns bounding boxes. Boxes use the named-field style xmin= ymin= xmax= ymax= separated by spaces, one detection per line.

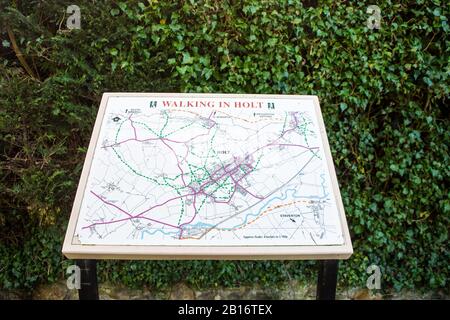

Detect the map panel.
xmin=74 ymin=96 xmax=344 ymax=246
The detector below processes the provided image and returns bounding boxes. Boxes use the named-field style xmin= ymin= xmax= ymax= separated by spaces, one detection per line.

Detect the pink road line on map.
xmin=134 ymin=191 xmax=198 ymax=217
xmin=132 ymin=216 xmax=181 ymax=229
xmin=91 ymin=191 xmax=132 ymax=217
xmin=83 ymin=190 xmax=198 ymax=230
xmin=82 ymin=216 xmax=135 ymax=230
xmin=83 ymin=191 xmax=185 ymax=230
xmin=129 ymin=114 xmax=138 ymax=139
xmin=82 ymin=215 xmax=181 ymax=230
xmin=178 ymin=214 xmax=197 ymax=231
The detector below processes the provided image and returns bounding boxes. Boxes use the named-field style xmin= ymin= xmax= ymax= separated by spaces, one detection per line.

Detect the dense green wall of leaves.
xmin=0 ymin=0 xmax=448 ymax=293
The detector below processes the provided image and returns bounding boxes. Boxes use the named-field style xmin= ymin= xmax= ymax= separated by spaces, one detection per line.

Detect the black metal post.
xmin=316 ymin=260 xmax=339 ymax=300
xmin=76 ymin=259 xmax=99 ymax=300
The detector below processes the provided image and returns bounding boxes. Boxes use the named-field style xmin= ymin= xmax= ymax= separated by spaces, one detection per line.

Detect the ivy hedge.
xmin=0 ymin=0 xmax=448 ymax=293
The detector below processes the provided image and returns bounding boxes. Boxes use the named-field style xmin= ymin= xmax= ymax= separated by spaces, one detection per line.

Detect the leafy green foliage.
xmin=0 ymin=0 xmax=448 ymax=292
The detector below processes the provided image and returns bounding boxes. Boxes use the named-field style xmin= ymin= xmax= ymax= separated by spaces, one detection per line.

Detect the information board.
xmin=63 ymin=93 xmax=352 ymax=259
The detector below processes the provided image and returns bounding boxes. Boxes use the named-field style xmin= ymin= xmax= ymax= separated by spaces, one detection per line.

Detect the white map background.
xmin=74 ymin=97 xmax=344 ymax=246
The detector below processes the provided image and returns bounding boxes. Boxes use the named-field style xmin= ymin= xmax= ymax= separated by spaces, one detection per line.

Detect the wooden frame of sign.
xmin=62 ymin=93 xmax=353 ymax=261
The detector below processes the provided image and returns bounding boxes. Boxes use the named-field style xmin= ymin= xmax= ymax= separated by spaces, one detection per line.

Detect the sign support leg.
xmin=316 ymin=260 xmax=339 ymax=300
xmin=76 ymin=259 xmax=99 ymax=300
